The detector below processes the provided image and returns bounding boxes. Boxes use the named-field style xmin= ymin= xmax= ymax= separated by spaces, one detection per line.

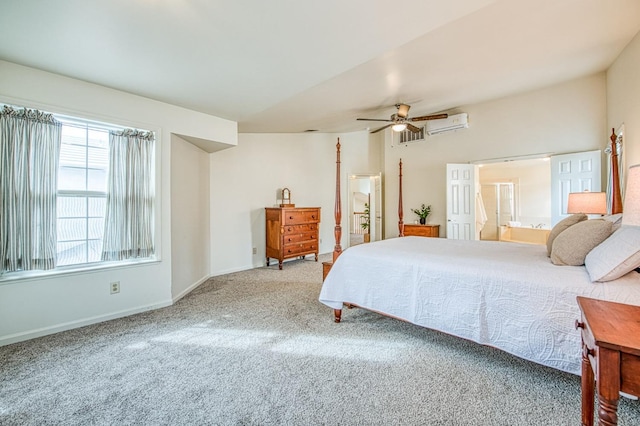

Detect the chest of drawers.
xmin=265 ymin=207 xmax=320 ymax=269
xmin=403 ymin=224 xmax=440 ymax=238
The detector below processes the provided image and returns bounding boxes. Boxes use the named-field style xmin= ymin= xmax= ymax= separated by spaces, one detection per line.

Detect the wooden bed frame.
xmin=327 ymin=132 xmax=624 ymax=323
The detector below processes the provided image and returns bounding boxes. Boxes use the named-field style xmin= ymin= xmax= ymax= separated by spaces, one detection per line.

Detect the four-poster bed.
xmin=319 ymin=135 xmax=640 ymax=375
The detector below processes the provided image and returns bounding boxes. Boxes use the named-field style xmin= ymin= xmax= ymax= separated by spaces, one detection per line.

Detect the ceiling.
xmin=1 ymin=0 xmax=639 ymax=134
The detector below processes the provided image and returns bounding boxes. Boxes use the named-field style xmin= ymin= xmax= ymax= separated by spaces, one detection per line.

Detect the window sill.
xmin=0 ymin=257 xmax=159 ymax=285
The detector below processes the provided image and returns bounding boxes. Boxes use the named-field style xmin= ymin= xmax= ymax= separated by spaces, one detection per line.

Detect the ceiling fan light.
xmin=392 ymin=123 xmax=407 ymax=132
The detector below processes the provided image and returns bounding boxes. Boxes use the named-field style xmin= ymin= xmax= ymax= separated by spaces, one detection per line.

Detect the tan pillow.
xmin=546 ymin=213 xmax=588 ymax=256
xmin=551 ymin=220 xmax=613 ymax=266
xmin=585 ymin=226 xmax=640 ymax=282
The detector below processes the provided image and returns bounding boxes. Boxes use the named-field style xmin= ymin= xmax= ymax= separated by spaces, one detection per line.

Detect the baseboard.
xmin=0 ymin=301 xmax=172 ymax=347
xmin=172 ymin=275 xmax=210 ymax=303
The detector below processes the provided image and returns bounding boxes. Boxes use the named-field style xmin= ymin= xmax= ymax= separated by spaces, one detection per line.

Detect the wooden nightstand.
xmin=403 ymin=224 xmax=440 ymax=238
xmin=576 ymin=296 xmax=640 ymax=425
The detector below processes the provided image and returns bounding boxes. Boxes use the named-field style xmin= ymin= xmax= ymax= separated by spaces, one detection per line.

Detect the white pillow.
xmin=602 ymin=213 xmax=623 ymax=232
xmin=585 ymin=225 xmax=640 ymax=282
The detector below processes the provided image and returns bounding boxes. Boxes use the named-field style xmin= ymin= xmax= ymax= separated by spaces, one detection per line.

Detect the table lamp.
xmin=567 ymin=191 xmax=607 ymax=215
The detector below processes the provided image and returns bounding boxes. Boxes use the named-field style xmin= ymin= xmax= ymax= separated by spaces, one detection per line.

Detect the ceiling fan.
xmin=357 ymin=103 xmax=448 ymax=134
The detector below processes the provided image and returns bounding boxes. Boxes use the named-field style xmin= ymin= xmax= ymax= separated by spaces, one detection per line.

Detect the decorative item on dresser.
xmin=403 ymin=224 xmax=440 ymax=238
xmin=411 ymin=203 xmax=432 ymax=225
xmin=265 ymin=206 xmax=320 ymax=270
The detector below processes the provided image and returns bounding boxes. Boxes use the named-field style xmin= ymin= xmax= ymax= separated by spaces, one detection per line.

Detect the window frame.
xmin=0 ymin=102 xmax=161 ymax=283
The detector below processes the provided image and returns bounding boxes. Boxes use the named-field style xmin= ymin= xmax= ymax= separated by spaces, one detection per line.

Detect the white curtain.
xmin=0 ymin=105 xmax=62 ymax=273
xmin=101 ymin=129 xmax=155 ymax=261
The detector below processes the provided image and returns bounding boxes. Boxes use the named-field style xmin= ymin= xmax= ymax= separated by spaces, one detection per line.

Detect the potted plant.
xmin=411 ymin=203 xmax=431 ymax=225
xmin=361 ymin=203 xmax=371 ymax=242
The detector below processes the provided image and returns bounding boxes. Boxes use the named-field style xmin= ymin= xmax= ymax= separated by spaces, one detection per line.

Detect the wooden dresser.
xmin=576 ymin=296 xmax=640 ymax=425
xmin=265 ymin=207 xmax=320 ymax=269
xmin=403 ymin=224 xmax=440 ymax=238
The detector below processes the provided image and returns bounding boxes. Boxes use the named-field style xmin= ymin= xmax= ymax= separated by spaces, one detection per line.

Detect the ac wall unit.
xmin=426 ymin=113 xmax=468 ymax=135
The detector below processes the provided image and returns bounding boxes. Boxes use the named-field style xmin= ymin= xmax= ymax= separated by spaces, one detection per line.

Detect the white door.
xmin=446 ymin=164 xmax=478 ymax=240
xmin=550 ymin=150 xmax=601 ymax=226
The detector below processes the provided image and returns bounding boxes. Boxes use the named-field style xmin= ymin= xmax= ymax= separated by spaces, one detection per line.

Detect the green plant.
xmin=361 ymin=203 xmax=370 ymax=232
xmin=411 ymin=203 xmax=431 ymax=219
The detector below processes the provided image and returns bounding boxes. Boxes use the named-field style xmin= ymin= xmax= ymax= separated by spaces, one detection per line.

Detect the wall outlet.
xmin=110 ymin=281 xmax=120 ymax=294
xmin=252 ymin=247 xmax=257 ymax=255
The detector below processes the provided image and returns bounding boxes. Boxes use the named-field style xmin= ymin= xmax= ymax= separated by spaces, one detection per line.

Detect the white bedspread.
xmin=319 ymin=237 xmax=640 ymax=374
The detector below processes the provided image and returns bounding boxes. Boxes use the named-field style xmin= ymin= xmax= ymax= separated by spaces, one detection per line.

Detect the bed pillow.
xmin=550 ymin=220 xmax=613 ymax=266
xmin=602 ymin=213 xmax=623 ymax=232
xmin=585 ymin=225 xmax=640 ymax=282
xmin=546 ymin=213 xmax=588 ymax=256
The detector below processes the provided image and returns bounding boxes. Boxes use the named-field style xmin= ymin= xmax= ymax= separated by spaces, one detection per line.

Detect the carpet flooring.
xmin=1 ymin=254 xmax=639 ymax=425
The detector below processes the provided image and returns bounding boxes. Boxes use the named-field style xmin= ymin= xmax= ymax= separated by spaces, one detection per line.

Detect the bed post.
xmin=398 ymin=158 xmax=404 ymax=237
xmin=610 ymin=128 xmax=623 ymax=214
xmin=333 ymin=139 xmax=343 ymax=323
xmin=322 ymin=138 xmax=343 ymax=323
xmin=333 ymin=138 xmax=343 ymax=262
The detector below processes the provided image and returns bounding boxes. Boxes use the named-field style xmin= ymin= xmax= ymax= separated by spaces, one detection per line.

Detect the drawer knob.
xmin=575 ymin=320 xmax=585 ymax=330
xmin=583 ymin=346 xmax=595 ymax=358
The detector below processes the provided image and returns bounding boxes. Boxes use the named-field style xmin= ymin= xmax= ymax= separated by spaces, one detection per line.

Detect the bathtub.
xmin=499 ymin=226 xmax=550 ymax=245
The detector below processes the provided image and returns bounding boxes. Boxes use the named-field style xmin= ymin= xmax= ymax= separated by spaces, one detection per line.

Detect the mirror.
xmin=478 ymin=158 xmax=551 ymax=241
xmin=347 ymin=173 xmax=382 ymax=247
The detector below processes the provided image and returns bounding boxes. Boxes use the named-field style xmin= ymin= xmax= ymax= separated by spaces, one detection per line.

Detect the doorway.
xmin=348 ymin=173 xmax=382 ymax=247
xmin=479 ymin=183 xmax=515 ymax=241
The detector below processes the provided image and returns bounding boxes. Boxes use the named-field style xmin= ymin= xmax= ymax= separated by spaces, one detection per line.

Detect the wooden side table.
xmin=576 ymin=296 xmax=640 ymax=425
xmin=403 ymin=224 xmax=440 ymax=238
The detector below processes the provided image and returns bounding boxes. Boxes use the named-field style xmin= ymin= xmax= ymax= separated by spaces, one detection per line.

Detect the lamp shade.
xmin=622 ymin=164 xmax=640 ymax=226
xmin=567 ymin=191 xmax=606 ymax=215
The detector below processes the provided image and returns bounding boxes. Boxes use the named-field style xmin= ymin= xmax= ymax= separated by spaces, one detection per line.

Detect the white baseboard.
xmin=0 ymin=301 xmax=172 ymax=347
xmin=172 ymin=275 xmax=210 ymax=303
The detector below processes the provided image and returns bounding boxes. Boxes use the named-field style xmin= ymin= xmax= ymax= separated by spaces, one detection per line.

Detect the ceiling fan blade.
xmin=410 ymin=113 xmax=448 ymax=122
xmin=370 ymin=124 xmax=392 ymax=134
xmin=357 ymin=118 xmax=393 ymax=122
xmin=406 ymin=123 xmax=421 ymax=133
xmin=396 ymin=103 xmax=410 ymax=119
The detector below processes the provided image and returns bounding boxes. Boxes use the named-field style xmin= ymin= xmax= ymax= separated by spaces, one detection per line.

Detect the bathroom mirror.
xmin=478 ymin=158 xmax=551 ymax=241
xmin=347 ymin=173 xmax=382 ymax=247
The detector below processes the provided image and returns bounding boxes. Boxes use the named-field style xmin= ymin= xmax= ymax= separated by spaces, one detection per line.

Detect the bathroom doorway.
xmin=480 ymin=183 xmax=515 ymax=241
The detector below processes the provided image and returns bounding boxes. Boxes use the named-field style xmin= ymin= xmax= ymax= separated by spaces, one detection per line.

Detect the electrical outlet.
xmin=110 ymin=281 xmax=120 ymax=294
xmin=252 ymin=247 xmax=257 ymax=254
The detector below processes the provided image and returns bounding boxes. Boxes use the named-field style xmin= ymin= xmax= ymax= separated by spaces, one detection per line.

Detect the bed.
xmin=319 ymin=135 xmax=640 ymax=375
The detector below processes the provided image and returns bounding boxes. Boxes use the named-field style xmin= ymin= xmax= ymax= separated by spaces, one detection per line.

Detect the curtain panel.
xmin=101 ymin=129 xmax=155 ymax=261
xmin=0 ymin=105 xmax=62 ymax=273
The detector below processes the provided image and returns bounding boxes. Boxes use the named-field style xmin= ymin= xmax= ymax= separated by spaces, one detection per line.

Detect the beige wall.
xmin=382 ymin=74 xmax=608 ymax=238
xmin=607 ymin=30 xmax=640 ymax=185
xmin=209 ymin=131 xmax=380 ymax=275
xmin=171 ymin=135 xmax=211 ymax=300
xmin=0 ymin=61 xmax=236 ymax=345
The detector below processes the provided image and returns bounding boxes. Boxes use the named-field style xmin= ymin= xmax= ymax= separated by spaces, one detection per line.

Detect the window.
xmin=57 ymin=123 xmax=110 ymax=266
xmin=0 ymin=104 xmax=156 ymax=276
